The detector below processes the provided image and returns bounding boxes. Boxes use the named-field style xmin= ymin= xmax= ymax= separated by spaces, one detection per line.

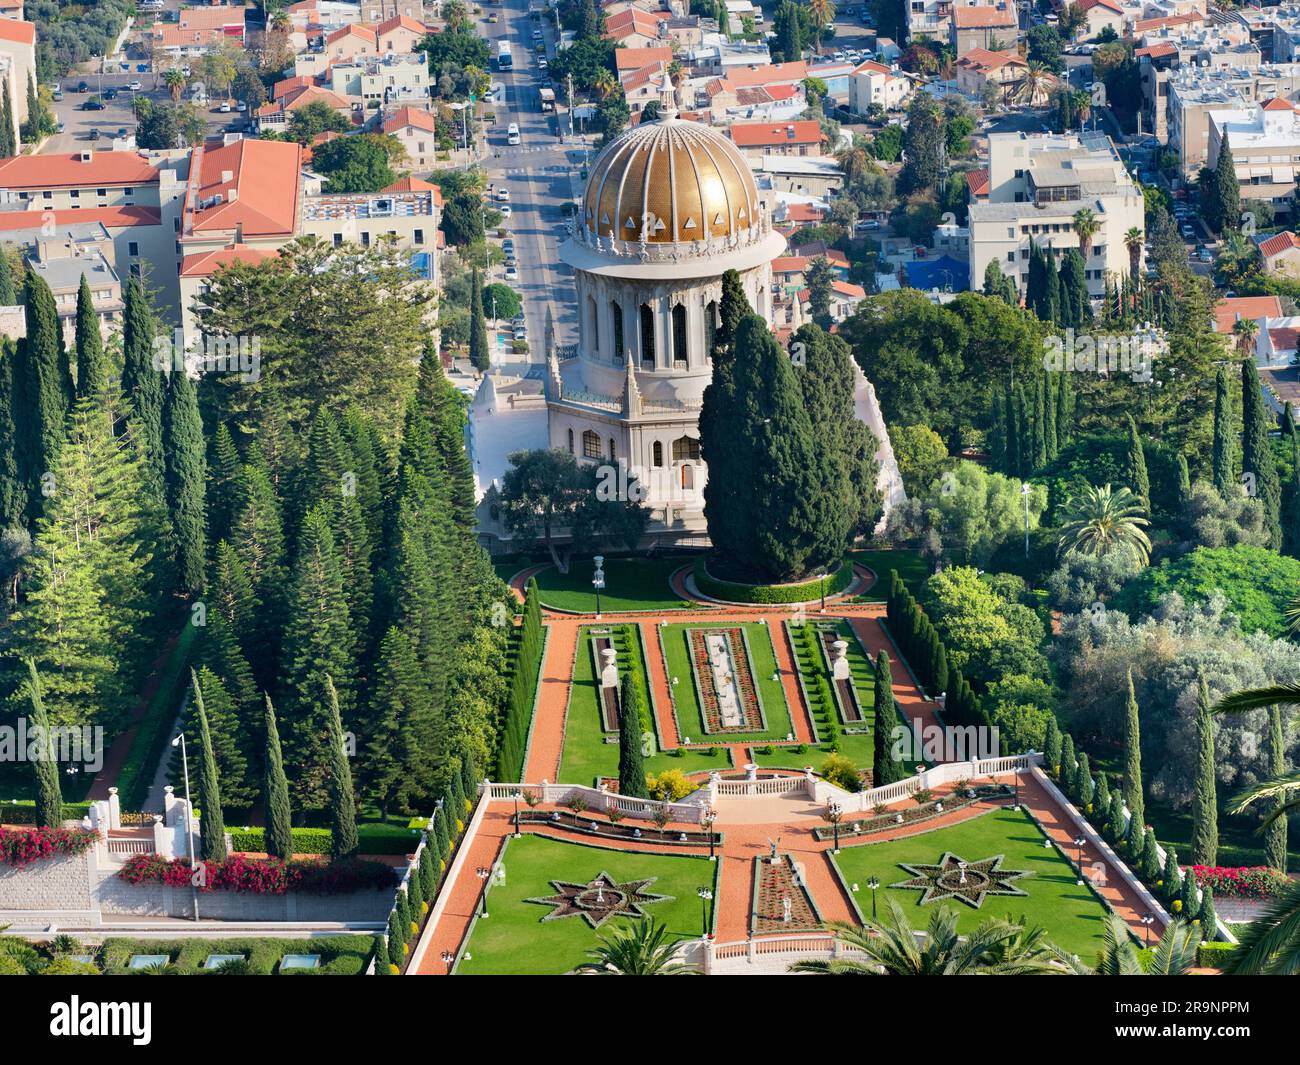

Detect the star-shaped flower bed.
xmin=526 ymin=872 xmax=671 ymax=928
xmin=890 ymin=852 xmax=1031 ymax=909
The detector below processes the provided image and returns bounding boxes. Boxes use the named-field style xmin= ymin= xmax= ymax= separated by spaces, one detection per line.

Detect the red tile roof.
xmin=722 ymin=61 xmax=807 ymax=88
xmin=0 ymin=18 xmax=35 ymax=45
xmin=383 ymin=175 xmax=443 ymax=205
xmin=1213 ymin=295 xmax=1284 ymax=334
xmin=771 ymin=255 xmax=811 ymax=273
xmin=382 ymin=105 xmax=436 ymax=134
xmin=0 ymin=150 xmax=160 ymax=189
xmin=1262 ymin=97 xmax=1297 ymax=112
xmin=0 ymin=205 xmax=162 ymax=231
xmin=272 ymin=74 xmax=317 ymax=100
xmin=327 ymin=23 xmax=377 ymax=45
xmin=186 ymin=139 xmax=302 ymax=238
xmin=965 ymin=167 xmax=990 ymax=197
xmin=614 ymin=45 xmax=673 ymax=71
xmin=1133 ymin=12 xmax=1201 ymax=33
xmin=605 ymin=8 xmax=664 ymax=38
xmin=1135 ymin=42 xmax=1177 ymax=59
xmin=728 ymin=119 xmax=825 ymax=148
xmin=956 ymin=47 xmax=1024 ymax=72
xmin=951 ymin=5 xmax=1017 ymax=28
xmin=376 ymin=14 xmax=427 ymax=36
xmin=180 ymin=244 xmax=279 ymax=277
xmin=1260 ymin=230 xmax=1300 ymax=258
xmin=1269 ymin=326 xmax=1300 ymax=351
xmin=1076 ymin=0 xmax=1123 ymax=14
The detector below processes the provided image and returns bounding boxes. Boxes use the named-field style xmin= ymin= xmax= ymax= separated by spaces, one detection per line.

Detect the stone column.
xmin=162 ymin=785 xmax=177 ymax=826
xmin=107 ymin=786 xmax=121 ymax=830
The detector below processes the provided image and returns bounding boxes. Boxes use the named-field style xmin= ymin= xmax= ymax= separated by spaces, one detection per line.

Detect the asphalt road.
xmin=477 ymin=0 xmax=580 ymax=372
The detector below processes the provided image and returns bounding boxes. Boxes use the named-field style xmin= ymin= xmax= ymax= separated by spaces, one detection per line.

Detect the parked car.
xmin=76 ymin=81 xmax=89 ymax=92
xmin=538 ymin=56 xmax=547 ymax=69
xmin=102 ymin=88 xmax=117 ymax=100
xmin=127 ymin=80 xmax=142 ymax=91
xmin=1197 ymin=245 xmax=1213 ymax=263
xmin=496 ymin=186 xmax=510 ymax=201
xmin=504 ymin=266 xmax=519 ymax=280
xmin=499 ymin=204 xmax=512 ymax=216
xmin=1180 ymin=224 xmax=1195 ymax=240
xmin=218 ymin=101 xmax=232 ymax=112
xmin=52 ymin=87 xmax=62 ymax=100
xmin=82 ymin=98 xmax=104 ymax=110
xmin=88 ymin=129 xmax=100 ymax=141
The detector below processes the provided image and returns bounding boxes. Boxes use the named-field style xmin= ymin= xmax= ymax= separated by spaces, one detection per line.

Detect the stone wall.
xmin=0 ymin=850 xmax=94 ymax=913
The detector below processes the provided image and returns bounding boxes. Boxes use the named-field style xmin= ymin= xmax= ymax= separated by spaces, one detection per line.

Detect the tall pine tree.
xmin=74 ymin=274 xmax=106 ymax=400
xmin=162 ymin=363 xmax=207 ymax=593
xmin=191 ymin=669 xmax=228 ymax=862
xmin=1211 ymin=366 xmax=1236 ymax=497
xmin=1242 ymin=358 xmax=1282 ymax=548
xmin=617 ymin=671 xmax=648 ymax=799
xmin=262 ymin=694 xmax=293 ymax=861
xmin=873 ymin=651 xmax=904 ymax=786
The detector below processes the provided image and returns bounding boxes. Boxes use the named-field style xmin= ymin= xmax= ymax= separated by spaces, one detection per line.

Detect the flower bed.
xmin=1189 ymin=865 xmax=1290 ymax=900
xmin=0 ymin=825 xmax=98 ymax=867
xmin=118 ymin=853 xmax=397 ymax=895
xmin=693 ymin=558 xmax=854 ymax=605
xmin=810 ymin=785 xmax=1013 ymax=842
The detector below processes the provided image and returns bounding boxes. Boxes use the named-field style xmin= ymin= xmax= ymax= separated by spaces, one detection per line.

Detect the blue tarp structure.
xmin=902 ymin=255 xmax=969 ymax=293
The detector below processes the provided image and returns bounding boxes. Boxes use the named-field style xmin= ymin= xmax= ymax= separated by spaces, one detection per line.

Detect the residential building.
xmin=256 ymin=84 xmax=355 ymax=133
xmin=1167 ymin=63 xmax=1300 ymax=176
xmin=727 ymin=119 xmax=826 ymax=158
xmin=327 ymin=50 xmax=430 ymax=106
xmin=907 ymin=0 xmax=954 ymax=43
xmin=848 ymin=59 xmax=911 ymax=112
xmin=751 ymin=154 xmax=843 ymax=197
xmin=605 ymin=7 xmax=666 ymax=46
xmin=949 ymin=3 xmax=1019 ymax=58
xmin=375 ymin=13 xmax=427 ymax=52
xmin=381 ymin=105 xmax=438 ymax=168
xmin=954 ymin=48 xmax=1030 ymax=104
xmin=967 ymin=131 xmax=1146 ymax=301
xmin=1259 ymin=229 xmax=1300 ymax=276
xmin=1208 ymin=97 xmax=1300 ymax=211
xmin=148 ymin=4 xmax=249 ymax=60
xmin=1071 ymin=0 xmax=1125 ymax=39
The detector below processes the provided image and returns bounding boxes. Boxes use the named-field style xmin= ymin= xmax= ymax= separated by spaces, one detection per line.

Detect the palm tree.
xmin=1071 ymin=88 xmax=1091 ymax=129
xmin=788 ymin=904 xmax=1067 ymax=975
xmin=164 ymin=68 xmax=186 ymax=103
xmin=1233 ymin=315 xmax=1259 ymax=358
xmin=1073 ymin=207 xmax=1100 ymax=262
xmin=592 ymin=69 xmax=617 ymax=102
xmin=809 ymin=0 xmax=836 ymax=53
xmin=1012 ymin=61 xmax=1051 ymax=107
xmin=1057 ymin=484 xmax=1152 ymax=565
xmin=570 ymin=918 xmax=697 ymax=975
xmin=1055 ymin=913 xmax=1198 ymax=975
xmin=1124 ymin=226 xmax=1144 ymax=281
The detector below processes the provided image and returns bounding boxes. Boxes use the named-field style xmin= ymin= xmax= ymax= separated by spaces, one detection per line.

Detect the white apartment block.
xmin=327 ymin=50 xmax=430 ymax=106
xmin=968 ymin=131 xmax=1145 ymax=301
xmin=1167 ymin=63 xmax=1300 ymax=177
xmin=906 ymin=0 xmax=952 ymax=41
xmin=1208 ymin=98 xmax=1300 ymax=210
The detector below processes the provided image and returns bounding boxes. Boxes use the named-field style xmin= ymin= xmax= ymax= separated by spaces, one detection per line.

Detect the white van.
xmin=507 ymin=122 xmax=520 ymax=145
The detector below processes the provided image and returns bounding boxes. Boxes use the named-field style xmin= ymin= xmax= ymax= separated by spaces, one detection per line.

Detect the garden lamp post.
xmin=592 ymin=555 xmax=605 ymax=619
xmin=512 ymin=788 xmax=522 ymax=837
xmin=441 ymin=950 xmax=455 ymax=973
xmin=1073 ymin=835 xmax=1087 ymax=868
xmin=170 ymin=731 xmax=200 ymax=922
xmin=827 ymin=800 xmax=843 ymax=854
xmin=697 ymin=886 xmax=713 ymax=935
xmin=701 ymin=806 xmax=718 ymax=861
xmin=818 ymin=567 xmax=827 ymax=614
xmin=1141 ymin=912 xmax=1155 ymax=948
xmin=866 ymin=876 xmax=880 ymax=919
xmin=477 ymin=866 xmax=491 ymax=917
xmin=1021 ymin=481 xmax=1031 ymax=558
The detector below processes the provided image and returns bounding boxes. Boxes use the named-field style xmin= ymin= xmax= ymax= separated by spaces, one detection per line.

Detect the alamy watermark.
xmin=0 ymin=717 xmax=105 ymax=773
xmin=153 ymin=329 xmax=261 ymax=383
xmin=890 ymin=719 xmax=1001 ymax=763
xmin=1042 ymin=328 xmax=1163 ymax=383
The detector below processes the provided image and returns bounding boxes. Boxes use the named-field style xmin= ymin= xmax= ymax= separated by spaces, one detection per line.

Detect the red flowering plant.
xmin=1190 ymin=865 xmax=1289 ymax=899
xmin=0 ymin=826 xmax=98 ymax=867
xmin=119 ymin=853 xmax=396 ymax=895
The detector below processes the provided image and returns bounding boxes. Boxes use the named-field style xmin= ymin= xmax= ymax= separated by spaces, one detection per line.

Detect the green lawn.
xmin=457 ymin=835 xmax=716 ymax=975
xmin=660 ymin=621 xmax=794 ymax=744
xmin=559 ymin=625 xmax=725 ymax=785
xmin=832 ymin=806 xmax=1115 ymax=959
xmin=502 ymin=558 xmax=691 ymax=613
xmin=850 ymin=549 xmax=928 ymax=602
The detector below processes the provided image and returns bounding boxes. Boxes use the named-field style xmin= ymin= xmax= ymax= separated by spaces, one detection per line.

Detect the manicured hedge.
xmin=228 ymin=824 xmax=421 ymax=856
xmin=97 ymin=935 xmax=375 ymax=975
xmin=0 ymin=801 xmax=93 ymax=825
xmin=693 ymin=559 xmax=853 ymax=604
xmin=1197 ymin=940 xmax=1238 ymax=968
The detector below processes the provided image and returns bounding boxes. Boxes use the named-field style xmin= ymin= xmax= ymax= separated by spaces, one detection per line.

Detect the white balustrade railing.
xmin=834 ymin=753 xmax=1041 ymax=813
xmin=714 ymin=775 xmax=809 ymax=797
xmin=478 ymin=781 xmax=707 ymax=824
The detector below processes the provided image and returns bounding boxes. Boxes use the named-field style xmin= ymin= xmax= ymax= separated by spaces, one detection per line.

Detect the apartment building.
xmin=967 ymin=131 xmax=1145 ymax=301
xmin=907 ymin=0 xmax=953 ymax=42
xmin=1208 ymin=97 xmax=1300 ymax=211
xmin=381 ymin=105 xmax=438 ymax=168
xmin=727 ymin=119 xmax=826 ymax=159
xmin=948 ymin=3 xmax=1019 ymax=58
xmin=1137 ymin=33 xmax=1259 ymax=144
xmin=955 ymin=48 xmax=1031 ymax=103
xmin=1071 ymin=0 xmax=1125 ymax=39
xmin=327 ymin=50 xmax=429 ymax=106
xmin=1167 ymin=63 xmax=1300 ymax=176
xmin=0 ymin=19 xmax=35 ymax=145
xmin=849 ymin=59 xmax=911 ymax=112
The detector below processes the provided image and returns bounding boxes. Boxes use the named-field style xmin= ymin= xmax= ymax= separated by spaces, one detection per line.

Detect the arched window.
xmin=640 ymin=303 xmax=656 ymax=368
xmin=672 ymin=436 xmax=701 ymax=462
xmin=612 ymin=302 xmax=624 ymax=362
xmin=588 ymin=296 xmax=600 ymax=353
xmin=608 ymin=437 xmax=617 ymax=461
xmin=671 ymin=303 xmax=688 ymax=367
xmin=705 ymin=298 xmax=718 ymax=353
xmin=582 ymin=430 xmax=602 ymax=459
xmin=652 ymin=441 xmax=664 ymax=467
xmin=567 ymin=428 xmax=574 ymax=454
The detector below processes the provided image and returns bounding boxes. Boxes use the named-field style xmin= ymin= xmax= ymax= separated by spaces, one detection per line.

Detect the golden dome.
xmin=581 ymin=117 xmax=762 ymax=246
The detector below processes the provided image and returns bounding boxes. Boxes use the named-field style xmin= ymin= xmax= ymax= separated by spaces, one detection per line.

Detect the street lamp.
xmin=477 ymin=866 xmax=491 ymax=917
xmin=701 ymin=805 xmax=718 ymax=861
xmin=697 ymin=886 xmax=714 ymax=935
xmin=1073 ymin=835 xmax=1087 ymax=880
xmin=818 ymin=567 xmax=828 ymax=614
xmin=1141 ymin=912 xmax=1155 ymax=947
xmin=170 ymin=732 xmax=200 ymax=922
xmin=866 ymin=876 xmax=880 ymax=920
xmin=1021 ymin=481 xmax=1031 ymax=558
xmin=441 ymin=950 xmax=455 ymax=973
xmin=512 ymin=788 xmax=522 ymax=837
xmin=592 ymin=555 xmax=605 ymax=619
xmin=826 ymin=800 xmax=843 ymax=854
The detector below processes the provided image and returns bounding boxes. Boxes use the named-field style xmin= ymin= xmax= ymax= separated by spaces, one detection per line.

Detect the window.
xmin=333 ymin=233 xmax=343 ymax=247
xmin=124 ymin=188 xmax=133 ymax=196
xmin=1006 ymin=251 xmax=1015 ymax=262
xmin=567 ymin=428 xmax=574 ymax=453
xmin=588 ymin=297 xmax=599 ymax=352
xmin=361 ymin=231 xmax=370 ymax=246
xmin=128 ymin=241 xmax=139 ymax=256
xmin=612 ymin=302 xmax=624 ymax=360
xmin=705 ymin=298 xmax=717 ymax=352
xmin=671 ymin=303 xmax=687 ymax=367
xmin=681 ymin=465 xmax=694 ymax=490
xmin=97 ymin=189 xmax=107 ymax=196
xmin=639 ymin=303 xmax=655 ymax=367
xmin=608 ymin=437 xmax=616 ymax=460
xmin=582 ymin=430 xmax=602 ymax=459
xmin=652 ymin=440 xmax=663 ymax=467
xmin=130 ymin=263 xmax=141 ymax=278
xmin=414 ymin=228 xmax=424 ymax=244
xmin=70 ymin=190 xmax=79 ymax=199
xmin=672 ymin=436 xmax=701 ymax=462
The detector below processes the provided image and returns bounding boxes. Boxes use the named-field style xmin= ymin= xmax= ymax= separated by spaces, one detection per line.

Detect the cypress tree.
xmin=1242 ymin=358 xmax=1283 ymax=548
xmin=120 ymin=277 xmax=165 ymax=494
xmin=387 ymin=911 xmax=406 ymax=969
xmin=1056 ymin=368 xmax=1071 ymax=449
xmin=1125 ymin=803 xmax=1144 ymax=856
xmin=1176 ymin=452 xmax=1192 ymax=507
xmin=1265 ymin=704 xmax=1288 ymax=871
xmin=617 ymin=671 xmax=648 ymax=799
xmin=24 ymin=659 xmax=62 ymax=827
xmin=324 ymin=674 xmax=359 ymax=860
xmin=468 ymin=267 xmax=490 ymax=373
xmin=1125 ymin=414 xmax=1150 ymax=510
xmin=0 ymin=248 xmax=14 ymax=305
xmin=191 ymin=669 xmax=228 ymax=862
xmin=1285 ymin=401 xmax=1296 ymax=439
xmin=1044 ymin=250 xmax=1061 ymax=325
xmin=206 ymin=423 xmax=241 ymax=549
xmin=713 ymin=268 xmax=752 ymax=365
xmin=1105 ymin=790 xmax=1124 ymax=841
xmin=1060 ymin=733 xmax=1077 ymax=794
xmin=418 ymin=844 xmax=436 ymax=900
xmin=1122 ymin=669 xmax=1145 ymax=828
xmin=187 ymin=663 xmax=251 ymax=808
xmin=460 ymin=751 xmax=478 ymax=800
xmin=1162 ymin=844 xmax=1180 ymax=901
xmin=1210 ymin=141 xmax=1240 ymax=234
xmin=1180 ymin=862 xmax=1199 ymax=919
xmin=931 ymin=637 xmax=948 ymax=698
xmin=1141 ymin=826 xmax=1161 ymax=882
xmin=74 ymin=274 xmax=105 ymax=399
xmin=873 ymin=650 xmax=905 ymax=786
xmin=15 ymin=270 xmax=68 ymax=518
xmin=1004 ymin=380 xmax=1020 ymax=477
xmin=433 ymin=800 xmax=451 ymax=858
xmin=262 ymin=695 xmax=293 ymax=861
xmin=1044 ymin=372 xmax=1058 ymax=462
xmin=1044 ymin=715 xmax=1062 ymax=774
xmin=1096 ymin=766 xmax=1111 ymax=811
xmin=1030 ymin=373 xmax=1045 ymax=470
xmin=1076 ymin=751 xmax=1093 ymax=807
xmin=1211 ymin=367 xmax=1236 ymax=497
xmin=1198 ymin=882 xmax=1216 ymax=935
xmin=162 ymin=363 xmax=207 ymax=593
xmin=0 ymin=80 xmax=13 ymax=158
xmin=1191 ymin=676 xmax=1218 ymax=867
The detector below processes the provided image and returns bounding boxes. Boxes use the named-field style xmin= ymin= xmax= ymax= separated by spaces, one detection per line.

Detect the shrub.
xmin=1190 ymin=865 xmax=1290 ymax=899
xmin=819 ymin=753 xmax=861 ymax=792
xmin=118 ymin=854 xmax=396 ymax=895
xmin=693 ymin=558 xmax=853 ymax=604
xmin=645 ymin=769 xmax=696 ymax=802
xmin=1197 ymin=941 xmax=1238 ymax=968
xmin=0 ymin=826 xmax=98 ymax=867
